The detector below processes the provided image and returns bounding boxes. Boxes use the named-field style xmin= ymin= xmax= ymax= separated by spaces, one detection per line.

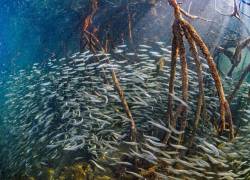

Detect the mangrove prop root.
xmin=228 ymin=37 xmax=250 ymax=77
xmin=80 ymin=0 xmax=99 ymax=52
xmin=224 ymin=101 xmax=234 ymax=139
xmin=163 ymin=23 xmax=179 ymax=144
xmin=127 ymin=4 xmax=133 ymax=44
xmin=82 ymin=30 xmax=137 ymax=141
xmin=233 ymin=37 xmax=250 ymax=62
xmin=168 ymin=35 xmax=179 ymax=126
xmin=183 ymin=21 xmax=228 ymax=132
xmin=167 ymin=0 xmax=234 ymax=140
xmin=183 ymin=28 xmax=204 ymax=146
xmin=227 ymin=64 xmax=237 ymax=78
xmin=217 ymin=37 xmax=250 ymax=77
xmin=175 ymin=22 xmax=189 ymax=143
xmin=180 ymin=8 xmax=213 ymax=22
xmin=228 ymin=63 xmax=250 ymax=103
xmin=111 ymin=70 xmax=137 ymax=141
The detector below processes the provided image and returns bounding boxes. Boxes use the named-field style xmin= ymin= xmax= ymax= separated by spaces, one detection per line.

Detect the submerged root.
xmin=175 ymin=22 xmax=189 ymax=144
xmin=167 ymin=0 xmax=234 ymax=140
xmin=163 ymin=24 xmax=179 ymax=144
xmin=111 ymin=69 xmax=137 ymax=141
xmin=81 ymin=28 xmax=137 ymax=142
xmin=228 ymin=63 xmax=250 ymax=103
xmin=183 ymin=28 xmax=204 ymax=146
xmin=181 ymin=19 xmax=230 ymax=133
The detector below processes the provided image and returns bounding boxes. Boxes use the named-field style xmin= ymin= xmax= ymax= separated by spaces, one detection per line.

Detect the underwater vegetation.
xmin=0 ymin=0 xmax=249 ymax=179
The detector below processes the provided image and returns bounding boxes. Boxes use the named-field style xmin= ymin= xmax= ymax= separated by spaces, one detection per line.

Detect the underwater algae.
xmin=0 ymin=0 xmax=250 ymax=180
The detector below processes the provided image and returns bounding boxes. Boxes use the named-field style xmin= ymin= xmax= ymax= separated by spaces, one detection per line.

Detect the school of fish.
xmin=0 ymin=42 xmax=249 ymax=179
